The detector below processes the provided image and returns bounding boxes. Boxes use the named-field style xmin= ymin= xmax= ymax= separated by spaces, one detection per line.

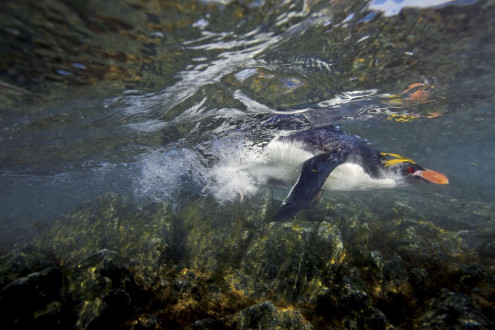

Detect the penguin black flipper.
xmin=305 ymin=190 xmax=323 ymax=210
xmin=273 ymin=149 xmax=348 ymax=221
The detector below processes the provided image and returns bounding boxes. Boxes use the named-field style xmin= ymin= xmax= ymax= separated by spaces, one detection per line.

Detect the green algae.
xmin=35 ymin=193 xmax=174 ymax=284
xmin=1 ymin=189 xmax=493 ymax=329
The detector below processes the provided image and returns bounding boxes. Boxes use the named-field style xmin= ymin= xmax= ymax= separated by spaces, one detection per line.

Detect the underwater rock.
xmin=236 ymin=301 xmax=313 ymax=330
xmin=233 ymin=220 xmax=344 ymax=302
xmin=177 ymin=188 xmax=273 ymax=272
xmin=366 ymin=252 xmax=415 ymax=326
xmin=178 ymin=197 xmax=251 ymax=272
xmin=0 ymin=244 xmax=58 ymax=289
xmin=139 ymin=266 xmax=253 ymax=329
xmin=315 ymin=266 xmax=391 ymax=329
xmin=371 ymin=252 xmax=410 ymax=297
xmin=35 ymin=193 xmax=173 ymax=285
xmin=480 ymin=240 xmax=495 ymax=259
xmin=323 ymin=213 xmax=371 ymax=262
xmin=239 ymin=187 xmax=274 ymax=227
xmin=0 ymin=266 xmax=63 ymax=329
xmin=192 ymin=317 xmax=228 ymax=330
xmin=0 ymin=249 xmax=146 ymax=329
xmin=63 ymin=249 xmax=145 ymax=329
xmin=409 ymin=267 xmax=434 ymax=295
xmin=362 ymin=211 xmax=485 ymax=271
xmin=1 ymin=191 xmax=493 ymax=329
xmin=418 ymin=289 xmax=494 ymax=329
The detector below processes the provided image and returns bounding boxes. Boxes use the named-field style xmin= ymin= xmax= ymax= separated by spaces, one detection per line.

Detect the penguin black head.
xmin=379 ymin=153 xmax=449 ymax=185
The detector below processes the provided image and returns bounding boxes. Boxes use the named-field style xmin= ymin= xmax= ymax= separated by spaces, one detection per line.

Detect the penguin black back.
xmin=277 ymin=125 xmax=382 ymax=178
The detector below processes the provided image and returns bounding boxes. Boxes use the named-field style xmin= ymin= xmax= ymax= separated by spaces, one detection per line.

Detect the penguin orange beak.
xmin=413 ymin=169 xmax=449 ymax=184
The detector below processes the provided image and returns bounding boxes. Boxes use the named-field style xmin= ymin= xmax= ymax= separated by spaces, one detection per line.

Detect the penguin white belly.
xmin=322 ymin=163 xmax=396 ymax=191
xmin=252 ymin=139 xmax=396 ymax=191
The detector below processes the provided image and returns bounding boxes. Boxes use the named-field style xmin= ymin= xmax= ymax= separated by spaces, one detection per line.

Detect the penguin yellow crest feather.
xmin=380 ymin=153 xmax=416 ymax=167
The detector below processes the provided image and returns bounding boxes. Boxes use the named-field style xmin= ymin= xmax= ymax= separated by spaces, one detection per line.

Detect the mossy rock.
xmin=176 ymin=189 xmax=273 ymax=272
xmin=0 ymin=266 xmax=64 ymax=329
xmin=231 ymin=220 xmax=345 ymax=302
xmin=417 ymin=289 xmax=494 ymax=329
xmin=235 ymin=301 xmax=313 ymax=329
xmin=63 ymin=249 xmax=145 ymax=329
xmin=34 ymin=193 xmax=173 ymax=283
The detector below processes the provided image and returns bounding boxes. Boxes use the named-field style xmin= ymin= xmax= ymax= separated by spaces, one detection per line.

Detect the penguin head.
xmin=380 ymin=153 xmax=449 ymax=185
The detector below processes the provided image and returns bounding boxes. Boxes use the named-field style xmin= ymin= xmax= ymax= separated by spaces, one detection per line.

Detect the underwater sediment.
xmin=0 ymin=191 xmax=494 ymax=329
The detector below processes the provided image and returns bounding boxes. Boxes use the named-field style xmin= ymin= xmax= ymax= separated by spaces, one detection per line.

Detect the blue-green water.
xmin=1 ymin=1 xmax=495 ymax=328
xmin=2 ymin=0 xmax=494 ymax=234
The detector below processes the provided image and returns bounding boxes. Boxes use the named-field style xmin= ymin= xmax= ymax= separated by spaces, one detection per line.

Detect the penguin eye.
xmin=407 ymin=167 xmax=415 ymax=174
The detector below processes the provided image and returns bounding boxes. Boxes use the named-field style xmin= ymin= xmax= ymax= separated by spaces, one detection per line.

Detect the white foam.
xmin=207 ymin=165 xmax=258 ymax=201
xmin=202 ymin=137 xmax=263 ymax=202
xmin=135 ymin=148 xmax=206 ymax=202
xmin=369 ymin=0 xmax=456 ymax=17
xmin=135 ymin=136 xmax=265 ymax=205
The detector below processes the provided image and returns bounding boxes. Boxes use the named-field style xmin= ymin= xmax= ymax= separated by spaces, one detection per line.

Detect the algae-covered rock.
xmin=315 ymin=265 xmax=391 ymax=329
xmin=177 ymin=197 xmax=251 ymax=272
xmin=192 ymin=317 xmax=228 ymax=330
xmin=174 ymin=188 xmax=273 ymax=272
xmin=35 ymin=193 xmax=173 ymax=284
xmin=1 ymin=190 xmax=494 ymax=329
xmin=418 ymin=289 xmax=494 ymax=329
xmin=0 ymin=244 xmax=58 ymax=288
xmin=368 ymin=252 xmax=411 ymax=298
xmin=0 ymin=266 xmax=64 ymax=329
xmin=233 ymin=220 xmax=344 ymax=302
xmin=63 ymin=249 xmax=145 ymax=329
xmin=364 ymin=252 xmax=414 ymax=326
xmin=408 ymin=267 xmax=434 ymax=296
xmin=236 ymin=301 xmax=313 ymax=330
xmin=0 ymin=249 xmax=147 ymax=330
xmin=145 ymin=267 xmax=252 ymax=329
